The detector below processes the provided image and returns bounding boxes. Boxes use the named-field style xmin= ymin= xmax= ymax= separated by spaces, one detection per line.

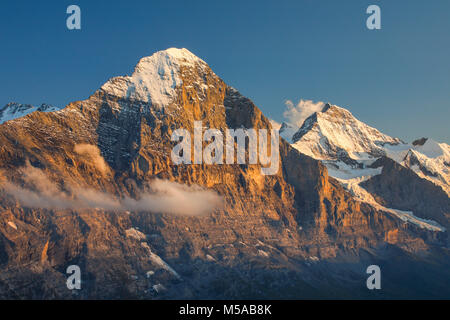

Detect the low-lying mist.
xmin=1 ymin=163 xmax=223 ymax=216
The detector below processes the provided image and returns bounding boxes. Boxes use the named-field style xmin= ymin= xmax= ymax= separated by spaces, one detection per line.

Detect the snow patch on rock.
xmin=126 ymin=227 xmax=146 ymax=241
xmin=141 ymin=242 xmax=181 ymax=279
xmin=7 ymin=221 xmax=18 ymax=230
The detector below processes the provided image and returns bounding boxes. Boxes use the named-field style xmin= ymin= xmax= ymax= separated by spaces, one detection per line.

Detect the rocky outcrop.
xmin=362 ymin=157 xmax=450 ymax=230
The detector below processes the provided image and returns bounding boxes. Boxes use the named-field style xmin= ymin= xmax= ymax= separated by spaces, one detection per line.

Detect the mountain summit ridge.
xmin=282 ymin=101 xmax=449 ymax=231
xmin=100 ymin=48 xmax=209 ymax=107
xmin=291 ymin=103 xmax=404 ymax=161
xmin=285 ymin=101 xmax=450 ymax=197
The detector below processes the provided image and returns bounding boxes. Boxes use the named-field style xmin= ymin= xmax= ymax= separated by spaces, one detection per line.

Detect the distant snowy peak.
xmin=0 ymin=102 xmax=61 ymax=124
xmin=291 ymin=103 xmax=402 ymax=162
xmin=402 ymin=139 xmax=450 ymax=195
xmin=382 ymin=138 xmax=449 ymax=195
xmin=0 ymin=103 xmax=34 ymax=123
xmin=288 ymin=102 xmax=450 ymax=196
xmin=100 ymin=48 xmax=209 ymax=107
xmin=413 ymin=138 xmax=450 ymax=159
xmin=287 ymin=102 xmax=448 ymax=230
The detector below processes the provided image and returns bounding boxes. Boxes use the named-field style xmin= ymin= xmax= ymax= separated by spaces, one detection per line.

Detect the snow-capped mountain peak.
xmin=0 ymin=102 xmax=60 ymax=124
xmin=291 ymin=103 xmax=402 ymax=162
xmin=1 ymin=48 xmax=208 ymax=125
xmin=412 ymin=138 xmax=449 ymax=159
xmin=100 ymin=48 xmax=208 ymax=107
xmin=289 ymin=101 xmax=450 ymax=200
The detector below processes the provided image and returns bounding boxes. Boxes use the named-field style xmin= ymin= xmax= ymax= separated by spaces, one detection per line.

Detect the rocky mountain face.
xmin=0 ymin=48 xmax=449 ymax=299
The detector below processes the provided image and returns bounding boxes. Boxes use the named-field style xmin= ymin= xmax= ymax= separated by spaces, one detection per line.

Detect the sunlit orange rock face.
xmin=0 ymin=49 xmax=448 ymax=299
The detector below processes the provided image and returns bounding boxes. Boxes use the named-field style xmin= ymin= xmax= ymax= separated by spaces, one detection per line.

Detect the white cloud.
xmin=122 ymin=179 xmax=223 ymax=216
xmin=74 ymin=144 xmax=110 ymax=175
xmin=282 ymin=99 xmax=325 ymax=128
xmin=1 ymin=165 xmax=222 ymax=216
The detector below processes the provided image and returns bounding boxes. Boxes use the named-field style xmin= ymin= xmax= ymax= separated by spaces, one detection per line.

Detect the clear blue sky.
xmin=1 ymin=0 xmax=449 ymax=142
